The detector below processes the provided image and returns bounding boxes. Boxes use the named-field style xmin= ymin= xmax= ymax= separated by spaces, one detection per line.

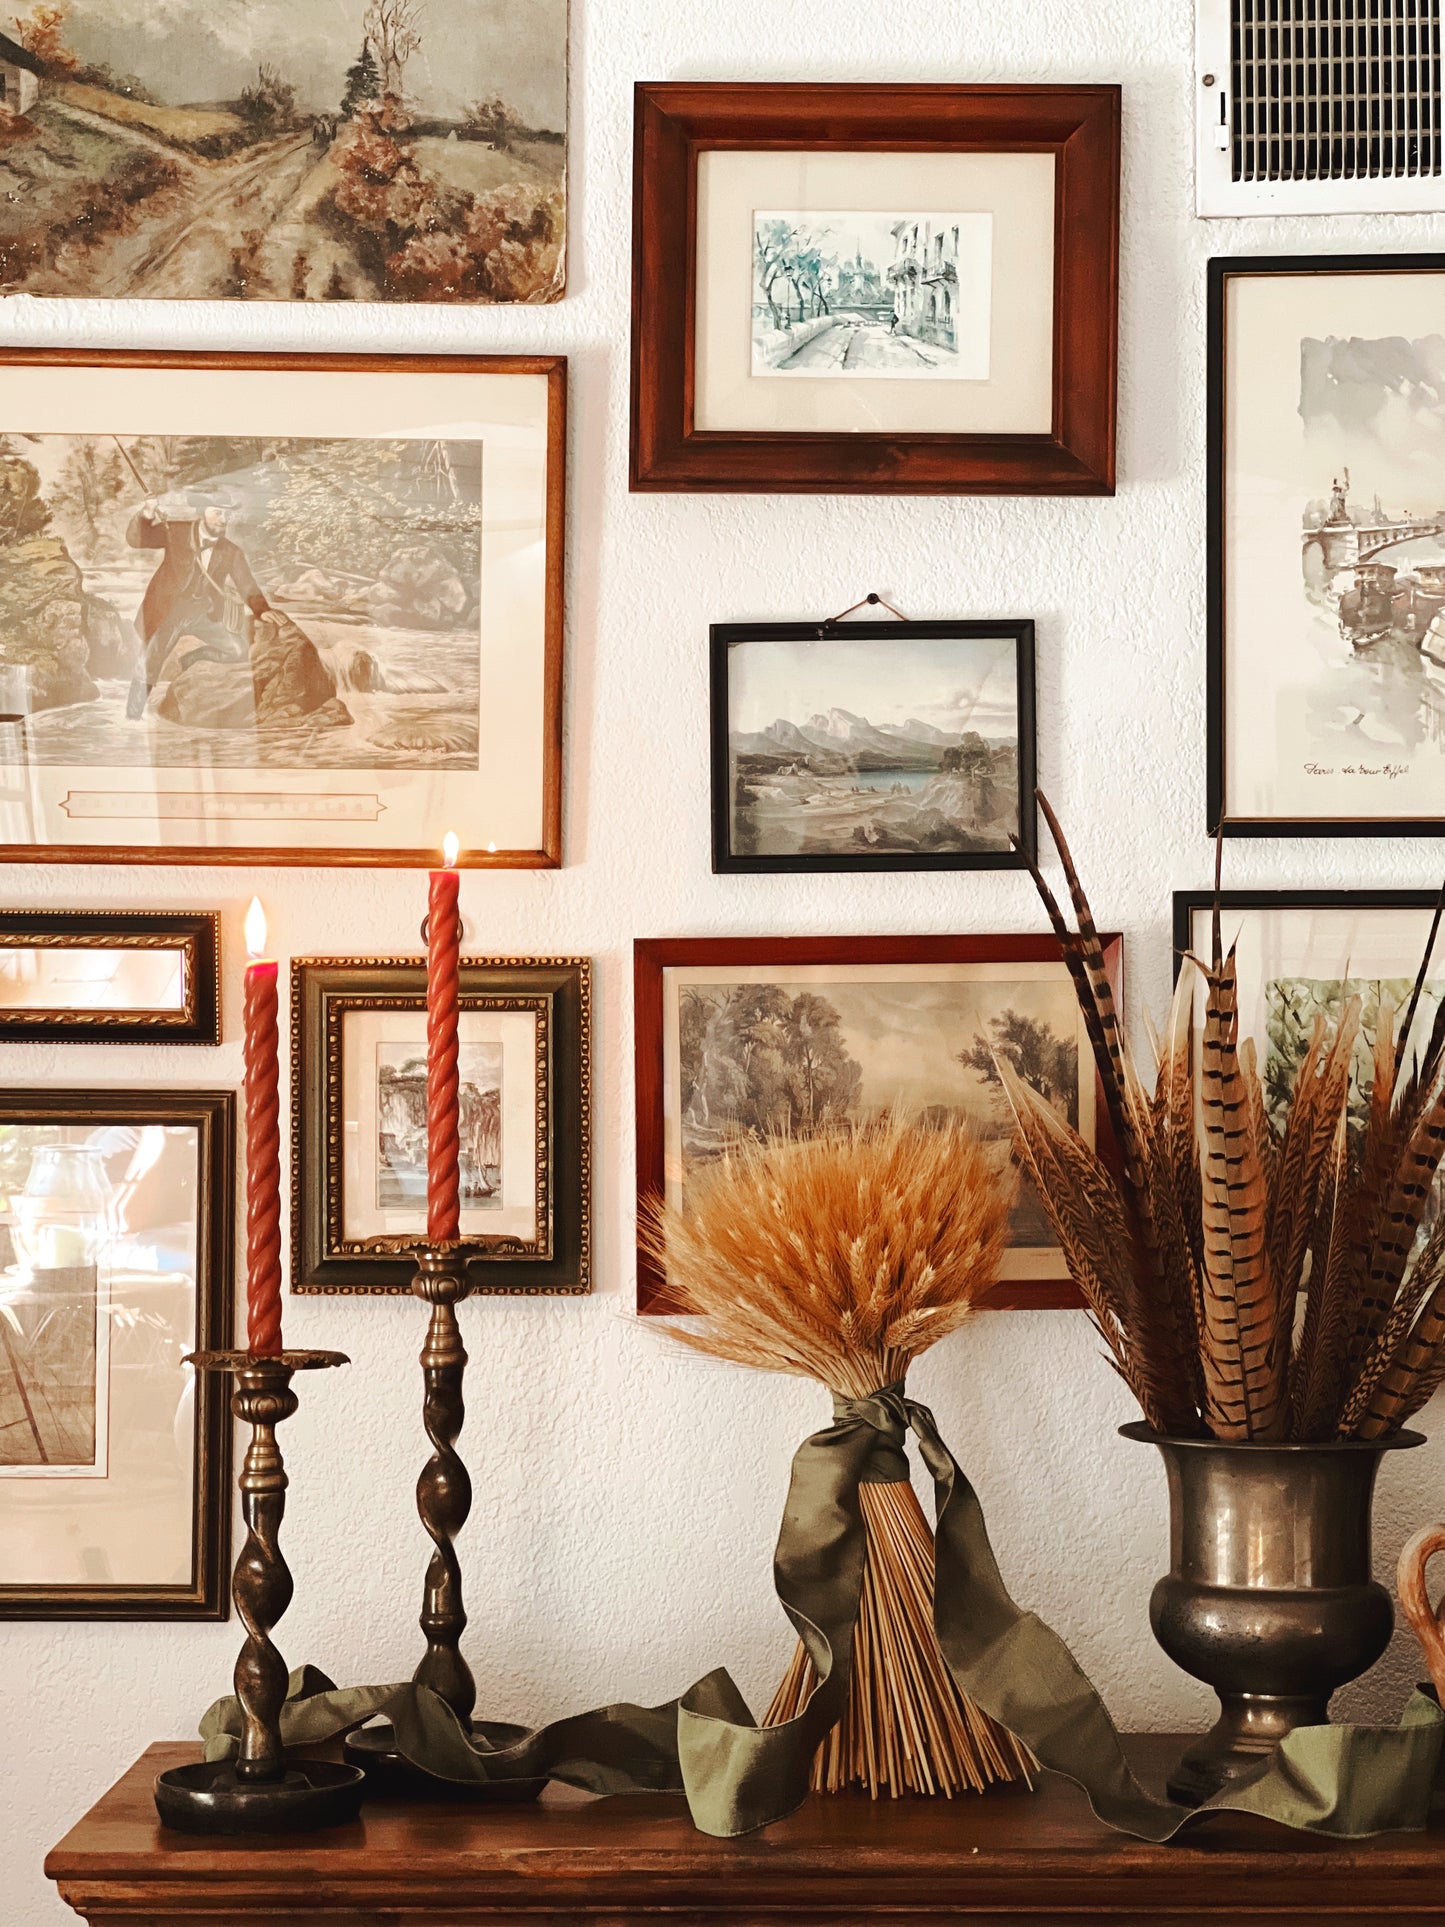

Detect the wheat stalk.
xmin=644 ymin=1116 xmax=1032 ymax=1796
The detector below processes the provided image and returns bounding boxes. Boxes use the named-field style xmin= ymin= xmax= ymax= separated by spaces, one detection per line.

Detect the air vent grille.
xmin=1231 ymin=0 xmax=1442 ymax=183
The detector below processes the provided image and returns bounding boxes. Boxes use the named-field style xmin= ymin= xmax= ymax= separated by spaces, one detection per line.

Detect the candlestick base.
xmin=154 ymin=1758 xmax=366 ymax=1835
xmin=156 ymin=1348 xmax=358 ymax=1835
xmin=343 ymin=1720 xmax=545 ymax=1801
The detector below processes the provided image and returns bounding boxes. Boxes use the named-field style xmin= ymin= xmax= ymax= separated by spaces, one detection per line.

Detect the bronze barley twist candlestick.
xmin=345 ymin=1247 xmax=540 ymax=1798
xmin=413 ymin=1245 xmax=477 ymax=1720
xmin=155 ymin=1350 xmax=366 ymax=1835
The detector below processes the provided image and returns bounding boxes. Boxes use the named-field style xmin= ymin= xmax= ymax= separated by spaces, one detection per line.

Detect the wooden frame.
xmin=1207 ymin=253 xmax=1445 ymax=837
xmin=0 ymin=911 xmax=220 ymax=1044
xmin=709 ymin=618 xmax=1037 ymax=873
xmin=634 ymin=933 xmax=1122 ymax=1313
xmin=0 ymin=349 xmax=566 ymax=868
xmin=630 ymin=83 xmax=1121 ymax=495
xmin=0 ymin=1088 xmax=234 ymax=1620
xmin=291 ymin=956 xmax=591 ymax=1295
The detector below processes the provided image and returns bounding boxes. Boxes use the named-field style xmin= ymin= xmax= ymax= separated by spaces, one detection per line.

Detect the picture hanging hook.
xmin=819 ymin=591 xmax=911 ymax=636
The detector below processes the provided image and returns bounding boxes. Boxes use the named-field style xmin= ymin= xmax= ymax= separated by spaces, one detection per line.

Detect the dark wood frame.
xmin=709 ymin=618 xmax=1037 ymax=873
xmin=0 ymin=1088 xmax=234 ymax=1620
xmin=0 ymin=349 xmax=567 ymax=868
xmin=1173 ymin=887 xmax=1445 ymax=975
xmin=634 ymin=933 xmax=1122 ymax=1313
xmin=291 ymin=956 xmax=591 ymax=1295
xmin=0 ymin=911 xmax=219 ymax=1043
xmin=630 ymin=83 xmax=1121 ymax=496
xmin=1207 ymin=253 xmax=1445 ymax=837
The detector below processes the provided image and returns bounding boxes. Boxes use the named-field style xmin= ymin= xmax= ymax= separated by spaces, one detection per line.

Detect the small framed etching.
xmin=0 ymin=910 xmax=219 ymax=1044
xmin=634 ymin=933 xmax=1122 ymax=1313
xmin=1208 ymin=253 xmax=1445 ymax=835
xmin=0 ymin=349 xmax=565 ymax=867
xmin=631 ymin=83 xmax=1120 ymax=494
xmin=0 ymin=1089 xmax=234 ymax=1620
xmin=291 ymin=955 xmax=590 ymax=1294
xmin=710 ymin=618 xmax=1036 ymax=872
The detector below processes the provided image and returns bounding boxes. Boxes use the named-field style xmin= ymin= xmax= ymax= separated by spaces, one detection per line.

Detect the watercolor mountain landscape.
xmin=0 ymin=0 xmax=566 ymax=302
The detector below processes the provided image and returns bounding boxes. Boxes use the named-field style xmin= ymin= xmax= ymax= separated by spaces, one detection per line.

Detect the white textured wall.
xmin=8 ymin=2 xmax=1445 ymax=1919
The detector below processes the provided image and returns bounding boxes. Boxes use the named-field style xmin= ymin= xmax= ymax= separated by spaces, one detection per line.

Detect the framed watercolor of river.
xmin=0 ymin=349 xmax=565 ymax=868
xmin=0 ymin=0 xmax=566 ymax=304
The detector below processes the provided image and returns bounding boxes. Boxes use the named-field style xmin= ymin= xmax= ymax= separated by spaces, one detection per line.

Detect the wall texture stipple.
xmin=6 ymin=1 xmax=1445 ymax=1919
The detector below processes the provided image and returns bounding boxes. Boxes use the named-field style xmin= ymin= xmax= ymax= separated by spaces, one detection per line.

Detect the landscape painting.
xmin=0 ymin=430 xmax=482 ymax=773
xmin=0 ymin=0 xmax=566 ymax=302
xmin=752 ymin=211 xmax=991 ymax=379
xmin=659 ymin=957 xmax=1093 ymax=1282
xmin=712 ymin=622 xmax=1034 ymax=871
xmin=375 ymin=1041 xmax=502 ymax=1210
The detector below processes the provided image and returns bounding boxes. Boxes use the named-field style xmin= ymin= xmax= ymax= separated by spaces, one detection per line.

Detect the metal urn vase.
xmin=1121 ymin=1422 xmax=1424 ymax=1805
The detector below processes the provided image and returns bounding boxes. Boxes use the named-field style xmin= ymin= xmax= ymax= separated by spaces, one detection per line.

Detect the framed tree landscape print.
xmin=630 ymin=83 xmax=1120 ymax=495
xmin=1209 ymin=253 xmax=1445 ymax=836
xmin=0 ymin=350 xmax=565 ymax=867
xmin=634 ymin=934 xmax=1121 ymax=1312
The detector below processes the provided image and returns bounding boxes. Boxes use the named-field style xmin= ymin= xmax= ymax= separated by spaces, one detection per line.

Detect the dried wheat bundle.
xmin=1000 ymin=793 xmax=1445 ymax=1442
xmin=647 ymin=1117 xmax=1034 ymax=1798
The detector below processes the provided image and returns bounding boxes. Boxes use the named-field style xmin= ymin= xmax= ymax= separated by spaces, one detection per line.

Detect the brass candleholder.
xmin=155 ymin=1350 xmax=366 ymax=1835
xmin=345 ymin=1246 xmax=540 ymax=1799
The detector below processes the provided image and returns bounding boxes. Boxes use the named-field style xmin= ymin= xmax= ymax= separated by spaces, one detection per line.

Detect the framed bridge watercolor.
xmin=630 ymin=82 xmax=1120 ymax=495
xmin=0 ymin=349 xmax=565 ymax=868
xmin=710 ymin=617 xmax=1036 ymax=873
xmin=0 ymin=0 xmax=567 ymax=304
xmin=1208 ymin=254 xmax=1445 ymax=836
xmin=633 ymin=933 xmax=1122 ymax=1313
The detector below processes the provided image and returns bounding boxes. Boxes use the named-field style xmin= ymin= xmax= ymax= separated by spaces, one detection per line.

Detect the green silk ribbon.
xmin=201 ymin=1384 xmax=1444 ymax=1838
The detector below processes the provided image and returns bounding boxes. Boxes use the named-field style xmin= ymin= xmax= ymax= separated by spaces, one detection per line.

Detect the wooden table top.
xmin=44 ymin=1737 xmax=1445 ymax=1925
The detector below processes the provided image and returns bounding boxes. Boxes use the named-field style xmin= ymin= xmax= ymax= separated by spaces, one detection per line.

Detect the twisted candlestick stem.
xmin=244 ymin=958 xmax=283 ymax=1357
xmin=426 ymin=866 xmax=461 ymax=1244
xmin=412 ymin=1248 xmax=476 ymax=1723
xmin=231 ymin=1365 xmax=298 ymax=1782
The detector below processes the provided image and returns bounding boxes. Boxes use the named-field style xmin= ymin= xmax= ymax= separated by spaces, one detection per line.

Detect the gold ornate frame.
xmin=290 ymin=956 xmax=591 ymax=1296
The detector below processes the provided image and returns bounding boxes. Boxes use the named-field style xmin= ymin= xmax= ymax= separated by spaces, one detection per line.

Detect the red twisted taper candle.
xmin=426 ymin=836 xmax=462 ymax=1243
xmin=243 ymin=897 xmax=283 ymax=1357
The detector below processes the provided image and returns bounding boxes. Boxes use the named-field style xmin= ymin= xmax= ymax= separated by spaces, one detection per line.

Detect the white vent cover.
xmin=1196 ymin=0 xmax=1443 ymax=214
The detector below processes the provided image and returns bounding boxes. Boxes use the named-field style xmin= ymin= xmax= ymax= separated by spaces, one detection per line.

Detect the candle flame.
xmin=244 ymin=896 xmax=268 ymax=959
xmin=442 ymin=831 xmax=460 ymax=868
xmin=487 ymin=841 xmax=497 ymax=854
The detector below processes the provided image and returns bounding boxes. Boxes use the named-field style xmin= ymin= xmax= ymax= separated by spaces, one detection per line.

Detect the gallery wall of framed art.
xmin=11 ymin=0 xmax=1445 ymax=1916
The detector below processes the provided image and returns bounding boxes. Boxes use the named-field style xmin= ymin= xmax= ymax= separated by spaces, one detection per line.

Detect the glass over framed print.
xmin=1174 ymin=889 xmax=1445 ymax=1114
xmin=0 ymin=1089 xmax=233 ymax=1619
xmin=0 ymin=910 xmax=219 ymax=1043
xmin=710 ymin=618 xmax=1036 ymax=872
xmin=1209 ymin=254 xmax=1445 ymax=836
xmin=0 ymin=350 xmax=565 ymax=866
xmin=630 ymin=83 xmax=1120 ymax=495
xmin=291 ymin=955 xmax=590 ymax=1293
xmin=633 ymin=934 xmax=1121 ymax=1312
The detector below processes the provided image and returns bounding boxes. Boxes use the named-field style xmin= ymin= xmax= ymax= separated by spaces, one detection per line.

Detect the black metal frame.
xmin=1207 ymin=251 xmax=1445 ymax=838
xmin=0 ymin=1088 xmax=235 ymax=1621
xmin=708 ymin=618 xmax=1038 ymax=874
xmin=1172 ymin=887 xmax=1445 ymax=978
xmin=0 ymin=911 xmax=220 ymax=1044
xmin=290 ymin=956 xmax=591 ymax=1295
